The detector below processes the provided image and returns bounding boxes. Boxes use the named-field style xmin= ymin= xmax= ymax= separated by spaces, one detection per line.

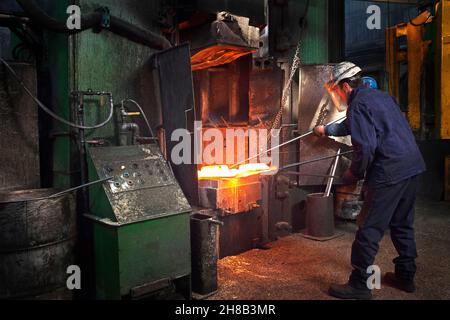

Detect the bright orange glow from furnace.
xmin=198 ymin=163 xmax=277 ymax=180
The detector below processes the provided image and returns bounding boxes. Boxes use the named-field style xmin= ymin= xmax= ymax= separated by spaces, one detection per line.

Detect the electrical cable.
xmin=0 ymin=176 xmax=113 ymax=204
xmin=121 ymin=99 xmax=155 ymax=138
xmin=0 ymin=57 xmax=114 ymax=130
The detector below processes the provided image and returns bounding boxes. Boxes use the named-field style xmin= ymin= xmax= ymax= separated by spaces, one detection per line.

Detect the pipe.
xmin=108 ymin=16 xmax=171 ymax=50
xmin=15 ymin=0 xmax=171 ymax=50
xmin=120 ymin=123 xmax=140 ymax=145
xmin=76 ymin=95 xmax=89 ymax=215
xmin=209 ymin=219 xmax=224 ymax=227
xmin=121 ymin=99 xmax=155 ymax=138
xmin=16 ymin=0 xmax=100 ymax=32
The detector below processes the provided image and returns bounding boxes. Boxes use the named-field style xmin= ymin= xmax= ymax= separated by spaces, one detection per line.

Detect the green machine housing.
xmin=87 ymin=144 xmax=192 ymax=299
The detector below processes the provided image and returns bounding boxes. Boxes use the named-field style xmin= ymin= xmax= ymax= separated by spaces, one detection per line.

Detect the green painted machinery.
xmin=86 ymin=144 xmax=191 ymax=299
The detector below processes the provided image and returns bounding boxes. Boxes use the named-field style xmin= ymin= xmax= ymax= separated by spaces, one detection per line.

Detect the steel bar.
xmin=283 ymin=172 xmax=341 ymax=179
xmin=280 ymin=150 xmax=353 ymax=171
xmin=325 ymin=149 xmax=341 ymax=197
xmin=231 ymin=116 xmax=348 ymax=168
xmin=0 ymin=177 xmax=113 ymax=204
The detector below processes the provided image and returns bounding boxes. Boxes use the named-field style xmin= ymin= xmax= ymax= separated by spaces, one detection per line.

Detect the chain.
xmin=315 ymin=102 xmax=330 ymax=127
xmin=267 ymin=40 xmax=302 ymax=148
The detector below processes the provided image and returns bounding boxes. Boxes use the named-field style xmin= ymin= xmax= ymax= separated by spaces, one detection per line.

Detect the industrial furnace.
xmin=151 ymin=12 xmax=355 ymax=259
xmin=86 ymin=144 xmax=191 ymax=299
xmin=153 ymin=23 xmax=285 ymax=257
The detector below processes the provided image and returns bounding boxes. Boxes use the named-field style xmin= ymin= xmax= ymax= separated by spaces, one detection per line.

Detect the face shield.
xmin=324 ymin=81 xmax=348 ymax=113
xmin=325 ymin=63 xmax=362 ymax=112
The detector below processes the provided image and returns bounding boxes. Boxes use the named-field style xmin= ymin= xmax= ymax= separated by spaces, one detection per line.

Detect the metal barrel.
xmin=0 ymin=189 xmax=77 ymax=300
xmin=190 ymin=212 xmax=220 ymax=296
xmin=306 ymin=193 xmax=335 ymax=238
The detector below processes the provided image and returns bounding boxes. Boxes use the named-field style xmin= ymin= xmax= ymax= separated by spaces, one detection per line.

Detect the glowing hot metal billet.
xmin=198 ymin=163 xmax=277 ymax=180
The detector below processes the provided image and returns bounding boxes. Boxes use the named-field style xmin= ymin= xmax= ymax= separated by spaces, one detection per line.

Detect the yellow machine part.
xmin=438 ymin=0 xmax=450 ymax=139
xmin=385 ymin=11 xmax=431 ymax=132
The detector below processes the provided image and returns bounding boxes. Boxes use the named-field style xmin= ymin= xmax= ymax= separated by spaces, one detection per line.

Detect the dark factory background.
xmin=0 ymin=0 xmax=449 ymax=301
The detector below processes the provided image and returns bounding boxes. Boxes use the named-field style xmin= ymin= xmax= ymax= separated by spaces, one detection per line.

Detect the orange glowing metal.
xmin=198 ymin=163 xmax=277 ymax=180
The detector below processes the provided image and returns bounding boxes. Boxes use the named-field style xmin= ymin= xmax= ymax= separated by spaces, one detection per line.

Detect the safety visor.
xmin=324 ymin=65 xmax=361 ymax=112
xmin=324 ymin=81 xmax=347 ymax=112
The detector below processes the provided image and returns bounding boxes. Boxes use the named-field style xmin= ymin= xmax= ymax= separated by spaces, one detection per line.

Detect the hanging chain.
xmin=267 ymin=40 xmax=302 ymax=148
xmin=315 ymin=102 xmax=330 ymax=128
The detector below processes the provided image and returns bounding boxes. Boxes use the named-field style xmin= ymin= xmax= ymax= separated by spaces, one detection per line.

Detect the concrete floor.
xmin=210 ymin=199 xmax=450 ymax=300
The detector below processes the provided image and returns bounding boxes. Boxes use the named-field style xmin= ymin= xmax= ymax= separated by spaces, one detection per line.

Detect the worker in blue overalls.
xmin=314 ymin=62 xmax=426 ymax=299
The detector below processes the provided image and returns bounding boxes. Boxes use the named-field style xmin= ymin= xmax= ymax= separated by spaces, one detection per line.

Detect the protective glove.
xmin=313 ymin=125 xmax=326 ymax=137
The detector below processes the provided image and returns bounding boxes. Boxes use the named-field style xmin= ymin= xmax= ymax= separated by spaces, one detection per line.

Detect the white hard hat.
xmin=330 ymin=62 xmax=362 ymax=87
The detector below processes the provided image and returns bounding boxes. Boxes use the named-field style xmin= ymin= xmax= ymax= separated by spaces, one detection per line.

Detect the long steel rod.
xmin=284 ymin=172 xmax=341 ymax=179
xmin=279 ymin=150 xmax=353 ymax=171
xmin=231 ymin=116 xmax=347 ymax=168
xmin=325 ymin=149 xmax=341 ymax=197
xmin=0 ymin=177 xmax=113 ymax=204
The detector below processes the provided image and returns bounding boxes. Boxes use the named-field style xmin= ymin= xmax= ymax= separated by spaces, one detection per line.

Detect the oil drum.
xmin=0 ymin=189 xmax=76 ymax=299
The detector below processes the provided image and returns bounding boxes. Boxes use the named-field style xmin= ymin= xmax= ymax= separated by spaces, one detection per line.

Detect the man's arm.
xmin=347 ymin=103 xmax=377 ymax=179
xmin=314 ymin=120 xmax=350 ymax=137
xmin=325 ymin=122 xmax=350 ymax=137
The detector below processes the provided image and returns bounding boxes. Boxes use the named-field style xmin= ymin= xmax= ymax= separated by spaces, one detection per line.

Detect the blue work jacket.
xmin=326 ymin=87 xmax=426 ymax=187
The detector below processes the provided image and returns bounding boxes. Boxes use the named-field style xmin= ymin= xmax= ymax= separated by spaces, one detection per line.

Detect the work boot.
xmin=384 ymin=272 xmax=416 ymax=293
xmin=328 ymin=283 xmax=372 ymax=300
